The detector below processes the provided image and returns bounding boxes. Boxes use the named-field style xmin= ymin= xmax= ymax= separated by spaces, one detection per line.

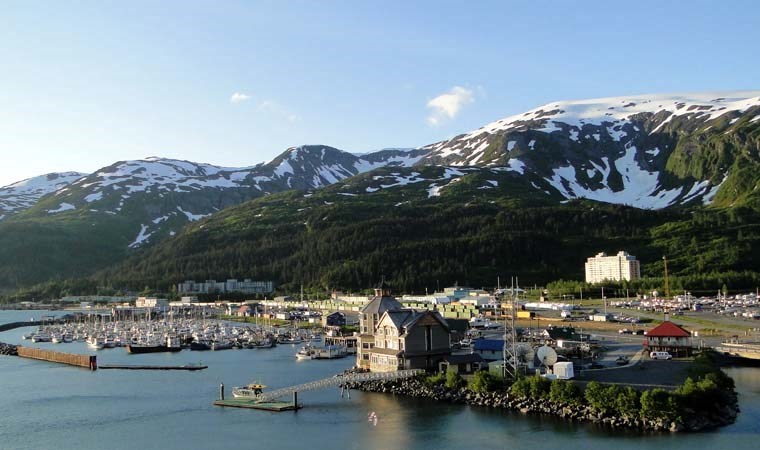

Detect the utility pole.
xmin=662 ymin=256 xmax=670 ymax=300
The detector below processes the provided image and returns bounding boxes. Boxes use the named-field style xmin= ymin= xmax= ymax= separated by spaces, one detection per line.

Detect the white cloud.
xmin=258 ymin=100 xmax=299 ymax=123
xmin=426 ymin=86 xmax=474 ymax=126
xmin=230 ymin=92 xmax=251 ymax=104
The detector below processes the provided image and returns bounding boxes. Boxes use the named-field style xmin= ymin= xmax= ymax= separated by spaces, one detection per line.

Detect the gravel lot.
xmin=575 ymin=359 xmax=693 ymax=388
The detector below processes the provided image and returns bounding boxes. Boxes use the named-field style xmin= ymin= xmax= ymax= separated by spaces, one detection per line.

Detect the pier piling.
xmin=220 ymin=383 xmax=225 ymax=400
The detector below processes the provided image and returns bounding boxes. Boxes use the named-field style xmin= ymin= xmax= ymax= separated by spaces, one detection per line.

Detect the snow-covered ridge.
xmin=422 ymin=91 xmax=760 ymax=169
xmin=462 ymin=91 xmax=760 ymax=139
xmin=85 ymin=157 xmax=260 ymax=194
xmin=0 ymin=172 xmax=85 ymax=218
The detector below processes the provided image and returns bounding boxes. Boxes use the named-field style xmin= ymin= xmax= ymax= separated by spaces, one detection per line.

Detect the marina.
xmin=2 ymin=311 xmax=760 ymax=450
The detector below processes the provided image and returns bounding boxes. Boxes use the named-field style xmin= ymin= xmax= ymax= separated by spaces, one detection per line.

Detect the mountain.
xmin=0 ymin=172 xmax=85 ymax=220
xmin=2 ymin=90 xmax=760 ymax=295
xmin=91 ymin=164 xmax=759 ymax=296
xmin=0 ymin=146 xmax=424 ymax=288
xmin=20 ymin=146 xmax=426 ymax=249
xmin=420 ymin=91 xmax=760 ymax=209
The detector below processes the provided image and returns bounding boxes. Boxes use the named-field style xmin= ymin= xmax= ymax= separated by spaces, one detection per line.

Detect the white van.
xmin=649 ymin=351 xmax=673 ymax=360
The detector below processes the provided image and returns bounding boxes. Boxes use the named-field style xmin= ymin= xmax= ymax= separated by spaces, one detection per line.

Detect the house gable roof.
xmin=361 ymin=295 xmax=403 ymax=315
xmin=376 ymin=310 xmax=450 ymax=335
xmin=646 ymin=321 xmax=691 ymax=338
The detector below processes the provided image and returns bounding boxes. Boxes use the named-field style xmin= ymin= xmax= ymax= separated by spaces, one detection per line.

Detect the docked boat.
xmin=210 ymin=340 xmax=233 ymax=351
xmin=232 ymin=383 xmax=267 ymax=399
xmin=126 ymin=336 xmax=182 ymax=354
xmin=31 ymin=333 xmax=52 ymax=343
xmin=296 ymin=345 xmax=316 ymax=360
xmin=248 ymin=338 xmax=276 ymax=349
xmin=190 ymin=340 xmax=211 ymax=351
xmin=87 ymin=336 xmax=105 ymax=350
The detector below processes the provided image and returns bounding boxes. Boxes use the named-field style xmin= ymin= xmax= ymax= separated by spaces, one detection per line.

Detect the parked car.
xmin=650 ymin=351 xmax=673 ymax=360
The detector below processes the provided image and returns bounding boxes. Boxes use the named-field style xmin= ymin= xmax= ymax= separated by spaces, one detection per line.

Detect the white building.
xmin=584 ymin=251 xmax=641 ymax=283
xmin=178 ymin=279 xmax=274 ymax=295
xmin=401 ymin=295 xmax=451 ymax=305
xmin=135 ymin=297 xmax=169 ymax=308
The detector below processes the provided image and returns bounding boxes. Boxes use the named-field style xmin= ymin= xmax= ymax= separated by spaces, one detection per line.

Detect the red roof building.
xmin=644 ymin=321 xmax=693 ymax=357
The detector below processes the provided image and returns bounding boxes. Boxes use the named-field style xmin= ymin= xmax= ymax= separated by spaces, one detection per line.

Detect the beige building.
xmin=584 ymin=251 xmax=641 ymax=283
xmin=369 ymin=309 xmax=451 ymax=372
xmin=356 ymin=281 xmax=451 ymax=372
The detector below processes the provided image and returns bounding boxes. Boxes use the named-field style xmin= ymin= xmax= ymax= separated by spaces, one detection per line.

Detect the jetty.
xmin=15 ymin=345 xmax=97 ymax=370
xmin=215 ymin=369 xmax=423 ymax=411
xmin=98 ymin=363 xmax=208 ymax=371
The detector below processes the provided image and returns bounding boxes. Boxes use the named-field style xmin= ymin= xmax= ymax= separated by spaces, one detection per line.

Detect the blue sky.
xmin=1 ymin=0 xmax=759 ymax=186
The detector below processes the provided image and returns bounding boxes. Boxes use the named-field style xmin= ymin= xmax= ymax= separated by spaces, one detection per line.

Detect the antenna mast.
xmin=502 ymin=276 xmax=519 ymax=379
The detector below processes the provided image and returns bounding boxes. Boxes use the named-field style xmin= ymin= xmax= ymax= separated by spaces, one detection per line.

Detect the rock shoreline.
xmin=344 ymin=376 xmax=738 ymax=433
xmin=0 ymin=342 xmax=18 ymax=355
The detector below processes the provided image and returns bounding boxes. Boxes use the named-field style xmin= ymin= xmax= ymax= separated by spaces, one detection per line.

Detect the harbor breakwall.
xmin=15 ymin=346 xmax=97 ymax=370
xmin=0 ymin=321 xmax=44 ymax=332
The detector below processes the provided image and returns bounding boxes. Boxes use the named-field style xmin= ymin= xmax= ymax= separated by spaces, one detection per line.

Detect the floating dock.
xmin=213 ymin=398 xmax=300 ymax=411
xmin=99 ymin=364 xmax=208 ymax=371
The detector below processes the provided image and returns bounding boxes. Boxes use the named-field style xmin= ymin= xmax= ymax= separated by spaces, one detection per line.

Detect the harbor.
xmin=2 ymin=310 xmax=760 ymax=450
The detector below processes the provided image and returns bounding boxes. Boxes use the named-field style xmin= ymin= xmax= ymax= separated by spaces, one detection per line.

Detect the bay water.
xmin=1 ymin=310 xmax=759 ymax=450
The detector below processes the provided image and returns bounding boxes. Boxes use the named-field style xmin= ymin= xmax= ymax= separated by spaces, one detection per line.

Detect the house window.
xmin=425 ymin=326 xmax=432 ymax=351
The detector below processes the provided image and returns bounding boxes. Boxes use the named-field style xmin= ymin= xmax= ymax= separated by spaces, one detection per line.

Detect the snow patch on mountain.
xmin=84 ymin=192 xmax=103 ymax=202
xmin=177 ymin=206 xmax=208 ymax=222
xmin=544 ymin=146 xmax=687 ymax=209
xmin=47 ymin=202 xmax=76 ymax=214
xmin=129 ymin=224 xmax=152 ymax=248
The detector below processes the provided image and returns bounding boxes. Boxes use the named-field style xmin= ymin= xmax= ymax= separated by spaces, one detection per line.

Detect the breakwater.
xmin=0 ymin=321 xmax=44 ymax=332
xmin=1 ymin=342 xmax=18 ymax=355
xmin=15 ymin=346 xmax=97 ymax=370
xmin=344 ymin=375 xmax=738 ymax=432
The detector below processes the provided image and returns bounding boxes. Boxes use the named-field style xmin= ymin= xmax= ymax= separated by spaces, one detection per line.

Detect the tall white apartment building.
xmin=585 ymin=251 xmax=641 ymax=283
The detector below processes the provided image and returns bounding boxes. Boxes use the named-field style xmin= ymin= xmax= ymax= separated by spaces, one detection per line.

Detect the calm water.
xmin=1 ymin=310 xmax=760 ymax=450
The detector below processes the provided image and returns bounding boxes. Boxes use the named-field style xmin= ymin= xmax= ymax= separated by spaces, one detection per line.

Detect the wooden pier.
xmin=16 ymin=345 xmax=97 ymax=370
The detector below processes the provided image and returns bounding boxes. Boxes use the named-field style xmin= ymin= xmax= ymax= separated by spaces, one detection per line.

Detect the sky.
xmin=1 ymin=0 xmax=759 ymax=187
